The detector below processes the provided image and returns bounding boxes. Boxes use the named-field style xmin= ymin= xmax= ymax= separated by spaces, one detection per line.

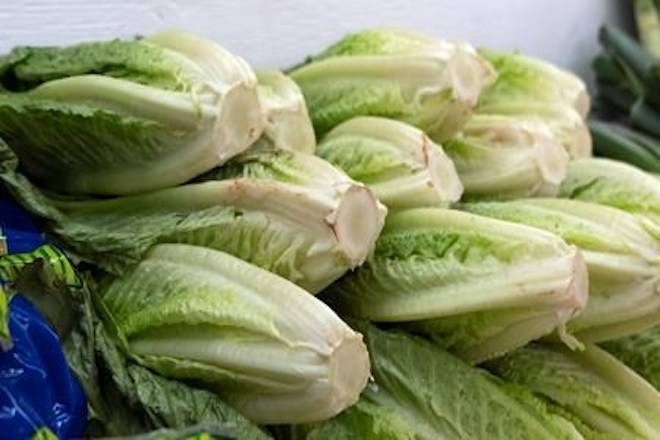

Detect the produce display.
xmin=0 ymin=8 xmax=659 ymax=440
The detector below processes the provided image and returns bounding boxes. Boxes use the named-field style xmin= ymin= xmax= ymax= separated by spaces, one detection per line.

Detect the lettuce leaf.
xmin=603 ymin=325 xmax=660 ymax=391
xmin=487 ymin=343 xmax=660 ymax=439
xmin=296 ymin=324 xmax=584 ymax=439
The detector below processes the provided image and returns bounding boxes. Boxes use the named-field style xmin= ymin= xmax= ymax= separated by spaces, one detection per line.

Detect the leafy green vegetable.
xmin=445 ymin=114 xmax=569 ymax=200
xmin=464 ymin=198 xmax=660 ymax=342
xmin=290 ymin=28 xmax=495 ymax=140
xmin=602 ymin=326 xmax=660 ymax=391
xmin=0 ymin=244 xmax=269 ymax=438
xmin=92 ymin=280 xmax=272 ymax=438
xmin=94 ymin=322 xmax=270 ymax=438
xmin=324 ymin=208 xmax=588 ymax=363
xmin=0 ymin=31 xmax=263 ymax=195
xmin=0 ymin=141 xmax=386 ymax=293
xmin=296 ymin=324 xmax=584 ymax=439
xmin=487 ymin=343 xmax=660 ymax=439
xmin=476 ymin=50 xmax=591 ymax=159
xmin=559 ymin=158 xmax=660 ymax=240
xmin=316 ymin=116 xmax=463 ymax=209
xmin=478 ymin=49 xmax=590 ymax=118
xmin=256 ymin=70 xmax=315 ymax=153
xmin=102 ymin=243 xmax=370 ymax=424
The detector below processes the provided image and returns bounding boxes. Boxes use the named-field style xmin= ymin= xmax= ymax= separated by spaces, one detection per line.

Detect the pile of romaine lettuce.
xmin=0 ymin=26 xmax=659 ymax=440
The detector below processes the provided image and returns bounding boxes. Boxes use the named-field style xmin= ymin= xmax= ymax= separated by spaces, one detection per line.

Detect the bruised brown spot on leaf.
xmin=325 ymin=216 xmax=340 ymax=242
xmin=421 ymin=133 xmax=430 ymax=167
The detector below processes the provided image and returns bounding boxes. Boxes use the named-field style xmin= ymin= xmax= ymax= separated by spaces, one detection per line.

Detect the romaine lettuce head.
xmin=324 ymin=208 xmax=588 ymax=363
xmin=603 ymin=325 xmax=660 ymax=391
xmin=487 ymin=343 xmax=660 ymax=439
xmin=0 ymin=244 xmax=271 ymax=438
xmin=289 ymin=28 xmax=495 ymax=141
xmin=102 ymin=243 xmax=370 ymax=425
xmin=317 ymin=116 xmax=463 ymax=209
xmin=445 ymin=114 xmax=569 ymax=200
xmin=256 ymin=69 xmax=316 ymax=153
xmin=463 ymin=198 xmax=660 ymax=342
xmin=0 ymin=140 xmax=386 ymax=293
xmin=478 ymin=49 xmax=590 ymax=118
xmin=0 ymin=30 xmax=264 ymax=195
xmin=297 ymin=324 xmax=584 ymax=440
xmin=475 ymin=50 xmax=591 ymax=159
xmin=559 ymin=158 xmax=660 ymax=239
xmin=17 ymin=147 xmax=386 ymax=293
xmin=477 ymin=101 xmax=591 ymax=159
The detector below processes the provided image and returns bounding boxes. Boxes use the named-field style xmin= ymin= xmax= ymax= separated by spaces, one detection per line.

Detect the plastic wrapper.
xmin=0 ymin=191 xmax=87 ymax=439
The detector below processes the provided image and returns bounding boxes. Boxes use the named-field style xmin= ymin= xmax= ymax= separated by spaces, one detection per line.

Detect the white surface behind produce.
xmin=0 ymin=0 xmax=630 ymax=82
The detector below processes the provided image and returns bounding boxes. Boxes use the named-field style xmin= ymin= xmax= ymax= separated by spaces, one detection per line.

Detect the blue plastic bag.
xmin=0 ymin=191 xmax=87 ymax=439
xmin=0 ymin=295 xmax=87 ymax=439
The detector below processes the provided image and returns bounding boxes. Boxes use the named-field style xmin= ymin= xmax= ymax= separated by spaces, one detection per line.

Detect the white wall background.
xmin=0 ymin=1 xmax=631 ymax=83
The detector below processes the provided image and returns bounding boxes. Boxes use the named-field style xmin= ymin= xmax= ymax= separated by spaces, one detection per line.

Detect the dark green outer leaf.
xmin=295 ymin=323 xmax=582 ymax=440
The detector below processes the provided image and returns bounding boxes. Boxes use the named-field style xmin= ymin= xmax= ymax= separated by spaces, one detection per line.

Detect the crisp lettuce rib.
xmin=317 ymin=116 xmax=463 ymax=209
xmin=325 ymin=208 xmax=588 ymax=362
xmin=0 ymin=31 xmax=263 ymax=195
